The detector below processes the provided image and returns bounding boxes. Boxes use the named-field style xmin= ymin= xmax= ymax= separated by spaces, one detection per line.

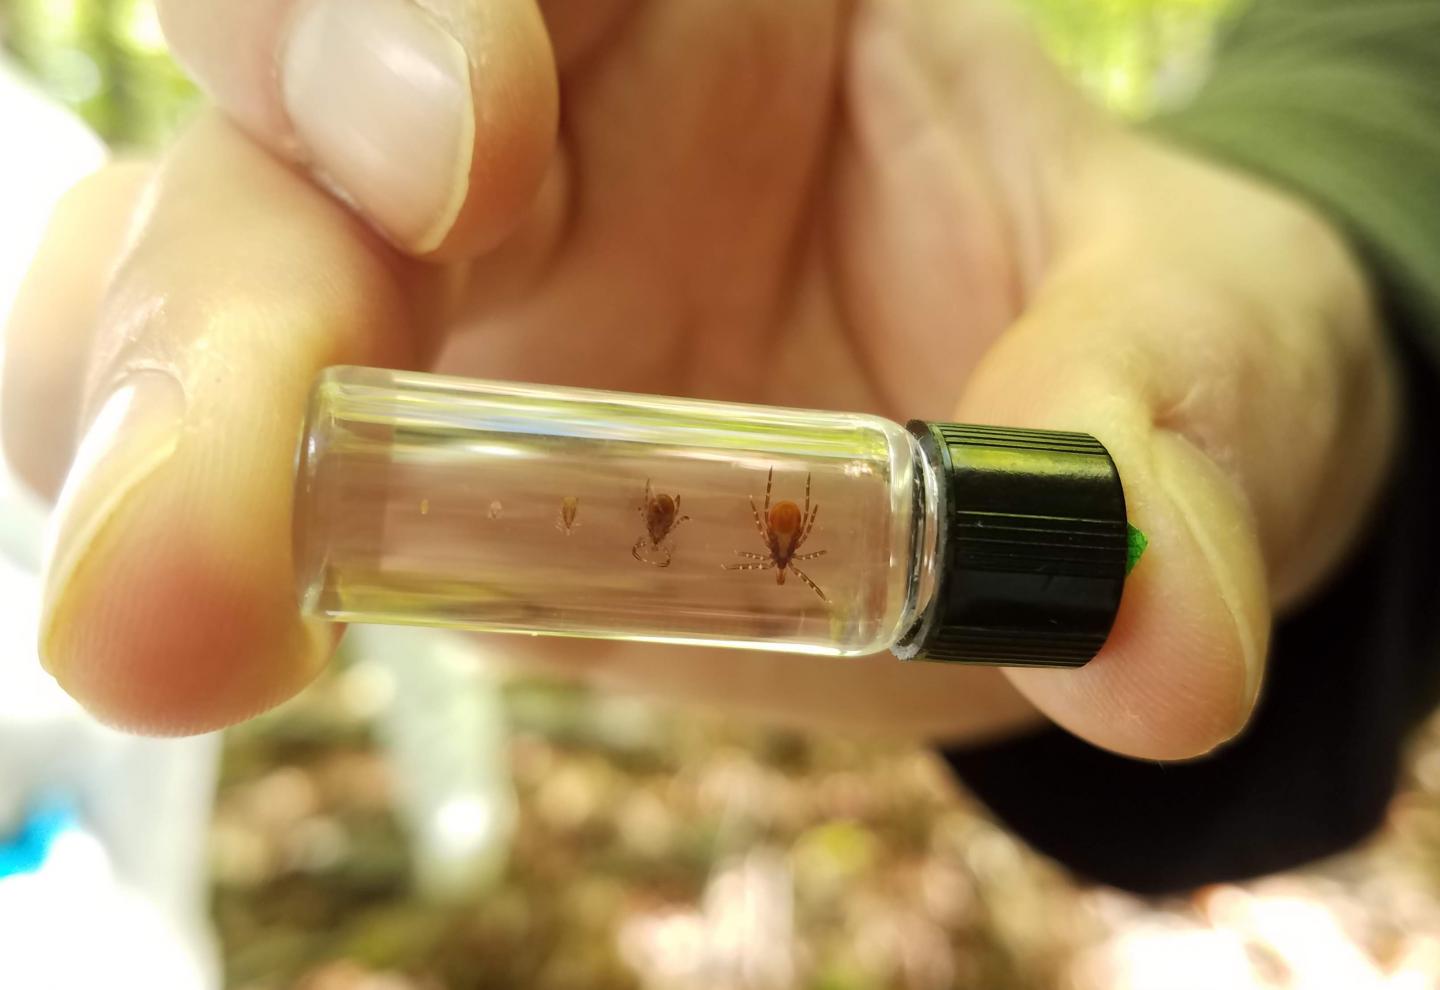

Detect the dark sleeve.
xmin=942 ymin=0 xmax=1440 ymax=896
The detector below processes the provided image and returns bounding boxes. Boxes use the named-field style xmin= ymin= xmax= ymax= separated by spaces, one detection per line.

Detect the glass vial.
xmin=294 ymin=367 xmax=1129 ymax=665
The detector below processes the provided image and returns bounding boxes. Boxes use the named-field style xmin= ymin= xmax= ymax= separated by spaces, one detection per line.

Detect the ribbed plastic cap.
xmin=893 ymin=421 xmax=1128 ymax=667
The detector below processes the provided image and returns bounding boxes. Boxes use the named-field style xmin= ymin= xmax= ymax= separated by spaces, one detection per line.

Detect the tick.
xmin=723 ymin=468 xmax=828 ymax=602
xmin=632 ymin=480 xmax=690 ymax=567
xmin=556 ymin=495 xmax=579 ymax=534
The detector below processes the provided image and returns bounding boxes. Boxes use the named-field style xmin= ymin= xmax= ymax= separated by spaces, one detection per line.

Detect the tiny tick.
xmin=723 ymin=468 xmax=828 ymax=602
xmin=632 ymin=480 xmax=690 ymax=567
xmin=556 ymin=495 xmax=579 ymax=534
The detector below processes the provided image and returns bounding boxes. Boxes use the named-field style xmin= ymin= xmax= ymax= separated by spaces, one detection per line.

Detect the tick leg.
xmin=788 ymin=563 xmax=829 ymax=603
xmin=731 ymin=551 xmax=769 ymax=560
xmin=747 ymin=495 xmax=768 ymax=540
xmin=723 ymin=561 xmax=773 ymax=571
xmin=797 ymin=503 xmax=819 ymax=550
xmin=764 ymin=467 xmax=774 ymax=518
xmin=634 ymin=536 xmax=674 ymax=568
xmin=672 ymin=513 xmax=691 ymax=532
xmin=793 ymin=549 xmax=827 ymax=561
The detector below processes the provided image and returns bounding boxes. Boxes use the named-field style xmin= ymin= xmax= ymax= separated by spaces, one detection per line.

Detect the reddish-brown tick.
xmin=723 ymin=468 xmax=827 ymax=602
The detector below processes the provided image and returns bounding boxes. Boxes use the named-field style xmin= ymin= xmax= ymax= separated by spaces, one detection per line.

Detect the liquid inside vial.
xmin=295 ymin=368 xmax=925 ymax=656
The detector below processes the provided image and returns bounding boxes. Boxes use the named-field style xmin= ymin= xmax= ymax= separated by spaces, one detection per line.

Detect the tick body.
xmin=633 ymin=480 xmax=690 ymax=567
xmin=724 ymin=468 xmax=828 ymax=602
xmin=556 ymin=495 xmax=579 ymax=534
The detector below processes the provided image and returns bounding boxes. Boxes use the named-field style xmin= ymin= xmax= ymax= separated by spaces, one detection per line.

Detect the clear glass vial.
xmin=294 ymin=367 xmax=1130 ymax=665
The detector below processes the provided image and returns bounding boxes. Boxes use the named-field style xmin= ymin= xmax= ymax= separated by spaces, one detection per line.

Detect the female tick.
xmin=724 ymin=468 xmax=828 ymax=602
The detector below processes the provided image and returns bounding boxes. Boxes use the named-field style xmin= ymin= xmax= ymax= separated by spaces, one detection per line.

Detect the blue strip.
xmin=0 ymin=801 xmax=80 ymax=878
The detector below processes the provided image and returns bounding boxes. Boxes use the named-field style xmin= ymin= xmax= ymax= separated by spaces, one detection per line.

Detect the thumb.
xmin=23 ymin=115 xmax=446 ymax=733
xmin=957 ymin=142 xmax=1396 ymax=760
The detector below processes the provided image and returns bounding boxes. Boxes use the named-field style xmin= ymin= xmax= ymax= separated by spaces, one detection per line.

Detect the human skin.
xmin=2 ymin=0 xmax=1397 ymax=758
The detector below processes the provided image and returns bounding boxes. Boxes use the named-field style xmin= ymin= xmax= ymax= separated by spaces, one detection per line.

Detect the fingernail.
xmin=40 ymin=371 xmax=186 ymax=677
xmin=281 ymin=0 xmax=474 ymax=252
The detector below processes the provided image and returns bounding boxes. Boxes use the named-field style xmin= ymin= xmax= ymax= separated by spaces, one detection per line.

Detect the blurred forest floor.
xmin=212 ymin=666 xmax=1440 ymax=990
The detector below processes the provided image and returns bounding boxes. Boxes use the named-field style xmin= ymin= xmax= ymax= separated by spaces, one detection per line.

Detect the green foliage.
xmin=1 ymin=0 xmax=1241 ymax=149
xmin=2 ymin=0 xmax=198 ymax=147
xmin=1021 ymin=0 xmax=1243 ymax=115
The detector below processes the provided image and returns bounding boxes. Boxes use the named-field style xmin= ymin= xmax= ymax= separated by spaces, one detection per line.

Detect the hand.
xmin=3 ymin=0 xmax=1396 ymax=757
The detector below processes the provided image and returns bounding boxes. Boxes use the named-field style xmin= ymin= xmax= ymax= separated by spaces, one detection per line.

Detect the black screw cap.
xmin=893 ymin=421 xmax=1129 ymax=667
